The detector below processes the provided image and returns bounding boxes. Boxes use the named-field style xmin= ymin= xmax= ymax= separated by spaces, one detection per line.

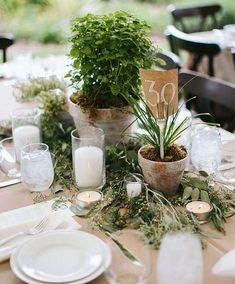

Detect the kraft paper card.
xmin=139 ymin=68 xmax=178 ymax=119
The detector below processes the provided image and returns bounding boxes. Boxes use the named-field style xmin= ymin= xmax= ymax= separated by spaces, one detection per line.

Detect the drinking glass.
xmin=0 ymin=137 xmax=21 ymax=178
xmin=71 ymin=126 xmax=105 ymax=190
xmin=157 ymin=232 xmax=203 ymax=284
xmin=11 ymin=108 xmax=41 ymax=162
xmin=191 ymin=125 xmax=222 ymax=175
xmin=105 ymin=230 xmax=151 ymax=284
xmin=218 ymin=140 xmax=235 ymax=184
xmin=21 ymin=143 xmax=54 ymax=192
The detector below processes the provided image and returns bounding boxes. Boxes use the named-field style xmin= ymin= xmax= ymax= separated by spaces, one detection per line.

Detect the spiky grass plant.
xmin=122 ymin=94 xmax=194 ymax=160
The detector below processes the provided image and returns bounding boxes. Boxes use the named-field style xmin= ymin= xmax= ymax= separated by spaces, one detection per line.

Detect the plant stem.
xmin=159 ymin=120 xmax=165 ymax=160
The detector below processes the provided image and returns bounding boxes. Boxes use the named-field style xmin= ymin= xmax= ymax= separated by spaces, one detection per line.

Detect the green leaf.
xmin=200 ymin=229 xmax=221 ymax=239
xmin=199 ymin=170 xmax=209 ymax=177
xmin=111 ymin=84 xmax=120 ymax=96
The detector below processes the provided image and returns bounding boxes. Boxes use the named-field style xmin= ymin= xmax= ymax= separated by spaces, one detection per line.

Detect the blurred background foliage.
xmin=0 ymin=0 xmax=234 ymax=44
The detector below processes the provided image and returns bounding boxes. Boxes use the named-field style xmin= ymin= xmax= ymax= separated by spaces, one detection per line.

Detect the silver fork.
xmin=0 ymin=216 xmax=49 ymax=246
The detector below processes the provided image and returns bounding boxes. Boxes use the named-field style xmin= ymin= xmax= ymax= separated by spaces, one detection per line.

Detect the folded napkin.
xmin=212 ymin=248 xmax=235 ymax=277
xmin=0 ymin=200 xmax=81 ymax=263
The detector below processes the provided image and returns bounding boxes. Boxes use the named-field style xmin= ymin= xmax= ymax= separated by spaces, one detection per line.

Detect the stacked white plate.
xmin=10 ymin=230 xmax=111 ymax=284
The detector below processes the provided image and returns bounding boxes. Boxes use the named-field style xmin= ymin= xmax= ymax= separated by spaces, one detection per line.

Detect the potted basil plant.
xmin=67 ymin=11 xmax=156 ymax=143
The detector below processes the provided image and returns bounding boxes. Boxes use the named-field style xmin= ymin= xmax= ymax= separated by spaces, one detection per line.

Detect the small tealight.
xmin=126 ymin=182 xmax=142 ymax=199
xmin=76 ymin=191 xmax=102 ymax=208
xmin=186 ymin=201 xmax=212 ymax=221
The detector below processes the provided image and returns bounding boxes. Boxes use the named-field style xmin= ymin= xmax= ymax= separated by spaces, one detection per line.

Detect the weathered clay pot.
xmin=138 ymin=145 xmax=188 ymax=196
xmin=68 ymin=96 xmax=137 ymax=144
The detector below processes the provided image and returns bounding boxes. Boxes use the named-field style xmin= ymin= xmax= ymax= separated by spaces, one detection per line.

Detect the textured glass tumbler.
xmin=157 ymin=232 xmax=203 ymax=284
xmin=191 ymin=125 xmax=222 ymax=175
xmin=0 ymin=137 xmax=20 ymax=178
xmin=21 ymin=143 xmax=54 ymax=192
xmin=71 ymin=126 xmax=105 ymax=190
xmin=105 ymin=230 xmax=151 ymax=284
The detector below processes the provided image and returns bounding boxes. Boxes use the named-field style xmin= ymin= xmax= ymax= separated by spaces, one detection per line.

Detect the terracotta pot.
xmin=68 ymin=96 xmax=137 ymax=144
xmin=138 ymin=145 xmax=188 ymax=196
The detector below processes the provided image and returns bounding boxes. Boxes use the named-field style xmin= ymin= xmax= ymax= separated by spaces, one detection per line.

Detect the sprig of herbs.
xmin=13 ymin=76 xmax=67 ymax=102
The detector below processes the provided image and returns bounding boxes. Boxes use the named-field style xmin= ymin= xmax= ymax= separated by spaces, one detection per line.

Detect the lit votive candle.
xmin=126 ymin=182 xmax=142 ymax=198
xmin=186 ymin=201 xmax=212 ymax=221
xmin=74 ymin=146 xmax=104 ymax=189
xmin=76 ymin=191 xmax=102 ymax=208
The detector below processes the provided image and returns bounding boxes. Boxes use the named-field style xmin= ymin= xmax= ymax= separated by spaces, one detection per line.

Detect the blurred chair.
xmin=165 ymin=25 xmax=220 ymax=76
xmin=0 ymin=33 xmax=15 ymax=63
xmin=179 ymin=69 xmax=235 ymax=132
xmin=168 ymin=4 xmax=222 ymax=33
xmin=232 ymin=47 xmax=235 ymax=67
xmin=155 ymin=50 xmax=182 ymax=70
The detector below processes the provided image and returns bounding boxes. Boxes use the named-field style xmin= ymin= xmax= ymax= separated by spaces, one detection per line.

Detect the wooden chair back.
xmin=168 ymin=4 xmax=222 ymax=33
xmin=165 ymin=25 xmax=220 ymax=76
xmin=179 ymin=69 xmax=235 ymax=132
xmin=155 ymin=50 xmax=182 ymax=70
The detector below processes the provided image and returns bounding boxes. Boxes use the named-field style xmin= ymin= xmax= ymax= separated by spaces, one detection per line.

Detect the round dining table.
xmin=0 ymin=81 xmax=235 ymax=284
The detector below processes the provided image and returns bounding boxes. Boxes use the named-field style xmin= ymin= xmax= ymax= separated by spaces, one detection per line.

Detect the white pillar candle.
xmin=76 ymin=191 xmax=102 ymax=208
xmin=75 ymin=146 xmax=104 ymax=188
xmin=126 ymin=182 xmax=142 ymax=198
xmin=13 ymin=125 xmax=40 ymax=161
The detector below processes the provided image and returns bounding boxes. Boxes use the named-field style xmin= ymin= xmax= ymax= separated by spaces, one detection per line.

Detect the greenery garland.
xmin=37 ymin=90 xmax=235 ymax=248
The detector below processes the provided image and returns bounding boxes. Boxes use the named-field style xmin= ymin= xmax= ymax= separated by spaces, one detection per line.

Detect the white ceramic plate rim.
xmin=10 ymin=233 xmax=111 ymax=284
xmin=16 ymin=230 xmax=104 ymax=283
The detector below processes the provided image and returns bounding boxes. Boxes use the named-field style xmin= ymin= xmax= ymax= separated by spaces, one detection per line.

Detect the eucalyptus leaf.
xmin=199 ymin=170 xmax=209 ymax=177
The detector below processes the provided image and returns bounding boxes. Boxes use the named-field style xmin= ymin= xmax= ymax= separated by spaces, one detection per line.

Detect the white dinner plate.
xmin=14 ymin=230 xmax=106 ymax=283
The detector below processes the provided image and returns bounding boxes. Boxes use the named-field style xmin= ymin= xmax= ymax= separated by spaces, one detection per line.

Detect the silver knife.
xmin=0 ymin=178 xmax=21 ymax=188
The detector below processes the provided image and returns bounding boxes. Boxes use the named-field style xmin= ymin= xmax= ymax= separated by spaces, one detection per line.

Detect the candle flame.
xmin=198 ymin=204 xmax=203 ymax=209
xmin=86 ymin=193 xmax=91 ymax=198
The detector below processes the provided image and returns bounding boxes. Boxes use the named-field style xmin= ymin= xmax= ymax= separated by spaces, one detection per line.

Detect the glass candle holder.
xmin=0 ymin=137 xmax=21 ymax=178
xmin=71 ymin=126 xmax=105 ymax=190
xmin=11 ymin=108 xmax=41 ymax=162
xmin=124 ymin=173 xmax=143 ymax=199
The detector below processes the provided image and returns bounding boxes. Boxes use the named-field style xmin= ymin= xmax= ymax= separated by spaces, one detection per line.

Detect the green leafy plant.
xmin=68 ymin=11 xmax=156 ymax=109
xmin=13 ymin=76 xmax=67 ymax=102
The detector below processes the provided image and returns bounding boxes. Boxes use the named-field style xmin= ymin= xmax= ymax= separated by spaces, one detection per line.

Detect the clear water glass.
xmin=11 ymin=108 xmax=41 ymax=162
xmin=105 ymin=230 xmax=151 ymax=284
xmin=71 ymin=126 xmax=105 ymax=190
xmin=218 ymin=140 xmax=235 ymax=184
xmin=157 ymin=232 xmax=203 ymax=284
xmin=0 ymin=137 xmax=21 ymax=178
xmin=21 ymin=143 xmax=54 ymax=192
xmin=191 ymin=125 xmax=222 ymax=175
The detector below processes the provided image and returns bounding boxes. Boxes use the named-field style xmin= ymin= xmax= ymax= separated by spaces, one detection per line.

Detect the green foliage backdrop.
xmin=0 ymin=0 xmax=234 ymax=44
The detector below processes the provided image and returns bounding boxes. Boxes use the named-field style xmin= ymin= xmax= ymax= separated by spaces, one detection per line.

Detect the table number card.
xmin=139 ymin=68 xmax=178 ymax=119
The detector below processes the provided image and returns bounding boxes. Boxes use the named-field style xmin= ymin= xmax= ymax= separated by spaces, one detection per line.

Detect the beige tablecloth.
xmin=0 ymin=84 xmax=235 ymax=284
xmin=0 ymin=174 xmax=235 ymax=284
